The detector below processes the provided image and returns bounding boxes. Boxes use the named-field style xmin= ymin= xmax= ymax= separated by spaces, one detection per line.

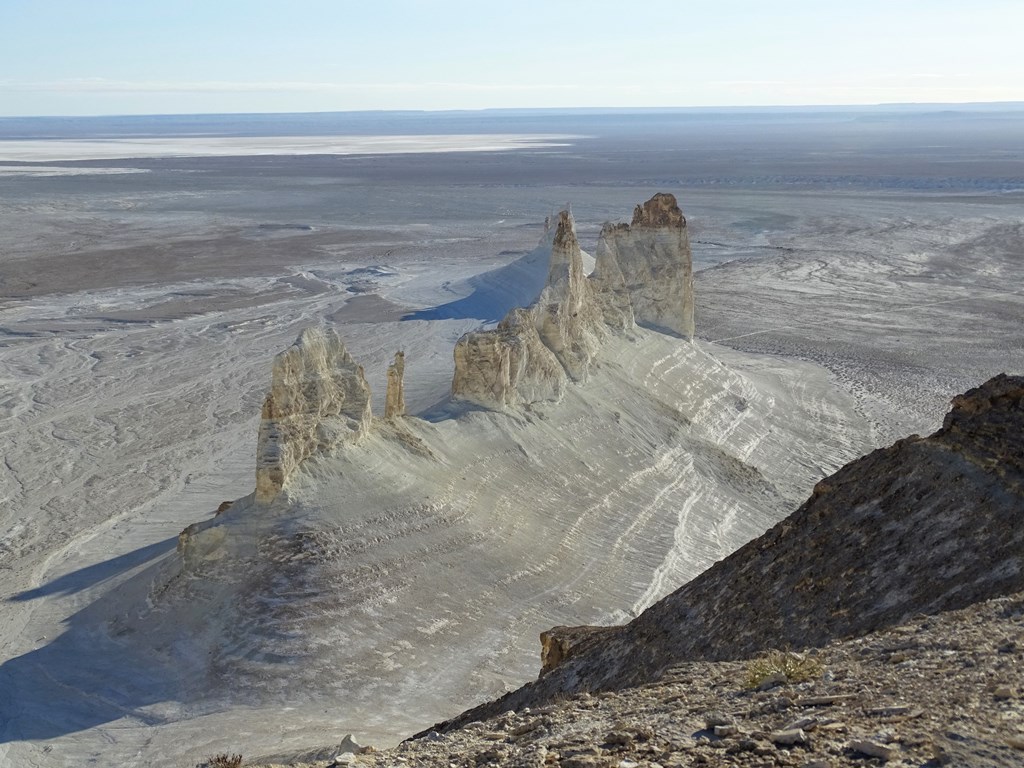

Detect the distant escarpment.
xmin=452 ymin=193 xmax=693 ymax=408
xmin=427 ymin=373 xmax=1024 ymax=731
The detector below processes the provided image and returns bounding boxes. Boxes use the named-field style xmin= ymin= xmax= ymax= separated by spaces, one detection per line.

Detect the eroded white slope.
xmin=63 ymin=329 xmax=872 ymax=765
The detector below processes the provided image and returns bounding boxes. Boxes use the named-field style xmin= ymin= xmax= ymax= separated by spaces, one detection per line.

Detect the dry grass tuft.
xmin=744 ymin=649 xmax=823 ymax=688
xmin=197 ymin=754 xmax=243 ymax=768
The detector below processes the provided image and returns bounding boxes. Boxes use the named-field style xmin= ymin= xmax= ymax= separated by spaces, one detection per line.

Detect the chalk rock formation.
xmin=590 ymin=233 xmax=635 ymax=331
xmin=384 ymin=351 xmax=406 ymax=419
xmin=451 ymin=308 xmax=566 ymax=407
xmin=452 ymin=210 xmax=604 ymax=408
xmin=594 ymin=193 xmax=694 ymax=339
xmin=255 ymin=328 xmax=372 ymax=503
xmin=535 ymin=210 xmax=605 ymax=382
xmin=452 ymin=194 xmax=693 ymax=409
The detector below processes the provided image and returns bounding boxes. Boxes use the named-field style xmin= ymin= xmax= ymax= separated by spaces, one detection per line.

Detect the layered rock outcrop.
xmin=239 ymin=195 xmax=692 ymax=494
xmin=255 ymin=328 xmax=372 ymax=503
xmin=451 ymin=210 xmax=605 ymax=408
xmin=427 ymin=374 xmax=1024 ymax=730
xmin=595 ymin=193 xmax=694 ymax=338
xmin=452 ymin=194 xmax=693 ymax=409
xmin=451 ymin=308 xmax=567 ymax=407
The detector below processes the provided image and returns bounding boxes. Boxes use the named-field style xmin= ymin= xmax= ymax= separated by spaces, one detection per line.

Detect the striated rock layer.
xmin=160 ymin=328 xmax=870 ymax=752
xmin=596 ymin=193 xmax=694 ymax=338
xmin=427 ymin=373 xmax=1024 ymax=731
xmin=452 ymin=194 xmax=693 ymax=409
xmin=255 ymin=328 xmax=372 ymax=503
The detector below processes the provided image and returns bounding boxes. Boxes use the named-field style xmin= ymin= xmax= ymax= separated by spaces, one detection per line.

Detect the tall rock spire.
xmin=384 ymin=351 xmax=407 ymax=420
xmin=594 ymin=192 xmax=694 ymax=339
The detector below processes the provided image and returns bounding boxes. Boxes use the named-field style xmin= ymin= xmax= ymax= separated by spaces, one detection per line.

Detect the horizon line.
xmin=3 ymin=101 xmax=1024 ymax=121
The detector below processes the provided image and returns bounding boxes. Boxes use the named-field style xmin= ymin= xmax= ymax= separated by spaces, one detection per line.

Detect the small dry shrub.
xmin=197 ymin=754 xmax=243 ymax=768
xmin=744 ymin=649 xmax=823 ymax=689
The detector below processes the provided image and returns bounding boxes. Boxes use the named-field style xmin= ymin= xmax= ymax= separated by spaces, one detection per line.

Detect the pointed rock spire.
xmin=384 ymin=351 xmax=407 ymax=420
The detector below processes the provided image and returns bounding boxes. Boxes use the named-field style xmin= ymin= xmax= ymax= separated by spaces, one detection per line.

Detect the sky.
xmin=2 ymin=0 xmax=1023 ymax=116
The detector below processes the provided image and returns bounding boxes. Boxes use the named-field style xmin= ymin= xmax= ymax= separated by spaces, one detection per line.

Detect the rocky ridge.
xmin=431 ymin=374 xmax=1024 ymax=728
xmin=452 ymin=194 xmax=693 ymax=409
xmin=231 ymin=193 xmax=695 ymax=504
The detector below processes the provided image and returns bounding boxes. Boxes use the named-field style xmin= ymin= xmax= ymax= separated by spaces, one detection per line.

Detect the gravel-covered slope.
xmin=252 ymin=591 xmax=1024 ymax=768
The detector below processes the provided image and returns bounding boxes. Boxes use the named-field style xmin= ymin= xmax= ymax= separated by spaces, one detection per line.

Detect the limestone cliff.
xmin=255 ymin=328 xmax=372 ymax=503
xmin=594 ymin=192 xmax=694 ymax=339
xmin=451 ymin=194 xmax=692 ymax=409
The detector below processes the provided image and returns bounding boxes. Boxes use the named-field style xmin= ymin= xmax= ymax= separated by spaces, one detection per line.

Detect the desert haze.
xmin=0 ymin=108 xmax=1022 ymax=767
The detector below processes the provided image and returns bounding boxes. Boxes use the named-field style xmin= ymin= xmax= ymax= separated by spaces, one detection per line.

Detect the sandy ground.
xmin=691 ymin=189 xmax=1024 ymax=444
xmin=1 ymin=115 xmax=1022 ymax=767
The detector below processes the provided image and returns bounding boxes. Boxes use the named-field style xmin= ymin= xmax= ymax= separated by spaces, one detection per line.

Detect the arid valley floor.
xmin=1 ymin=109 xmax=1022 ymax=767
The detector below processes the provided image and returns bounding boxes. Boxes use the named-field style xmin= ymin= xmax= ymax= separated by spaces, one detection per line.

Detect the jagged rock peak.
xmin=940 ymin=373 xmax=1024 ymax=472
xmin=451 ymin=207 xmax=603 ymax=408
xmin=384 ymin=351 xmax=406 ymax=420
xmin=594 ymin=193 xmax=694 ymax=339
xmin=630 ymin=191 xmax=686 ymax=228
xmin=547 ymin=210 xmax=575 ymax=285
xmin=255 ymin=327 xmax=372 ymax=503
xmin=451 ymin=194 xmax=694 ymax=409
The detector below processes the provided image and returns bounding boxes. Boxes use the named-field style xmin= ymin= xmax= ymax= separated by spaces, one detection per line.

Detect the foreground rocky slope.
xmin=252 ymin=592 xmax=1024 ymax=768
xmin=431 ymin=374 xmax=1024 ymax=729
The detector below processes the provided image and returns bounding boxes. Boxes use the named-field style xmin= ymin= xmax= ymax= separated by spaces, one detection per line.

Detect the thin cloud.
xmin=0 ymin=78 xmax=578 ymax=94
xmin=711 ymin=80 xmax=792 ymax=87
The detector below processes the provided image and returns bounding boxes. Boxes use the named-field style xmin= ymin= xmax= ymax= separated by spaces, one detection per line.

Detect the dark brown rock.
xmin=630 ymin=192 xmax=686 ymax=228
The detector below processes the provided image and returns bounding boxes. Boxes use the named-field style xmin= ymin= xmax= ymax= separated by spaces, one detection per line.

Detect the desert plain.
xmin=0 ymin=108 xmax=1022 ymax=767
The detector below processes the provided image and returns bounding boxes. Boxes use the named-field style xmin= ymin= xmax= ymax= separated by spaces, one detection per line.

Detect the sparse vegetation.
xmin=744 ymin=649 xmax=823 ymax=689
xmin=196 ymin=754 xmax=243 ymax=768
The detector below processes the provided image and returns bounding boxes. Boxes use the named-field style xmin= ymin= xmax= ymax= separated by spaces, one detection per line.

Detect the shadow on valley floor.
xmin=402 ymin=248 xmax=548 ymax=324
xmin=0 ymin=540 xmax=188 ymax=743
xmin=7 ymin=536 xmax=177 ymax=602
xmin=402 ymin=287 xmax=512 ymax=323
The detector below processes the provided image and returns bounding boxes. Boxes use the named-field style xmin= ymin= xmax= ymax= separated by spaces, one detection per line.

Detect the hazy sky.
xmin=2 ymin=0 xmax=1023 ymax=116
